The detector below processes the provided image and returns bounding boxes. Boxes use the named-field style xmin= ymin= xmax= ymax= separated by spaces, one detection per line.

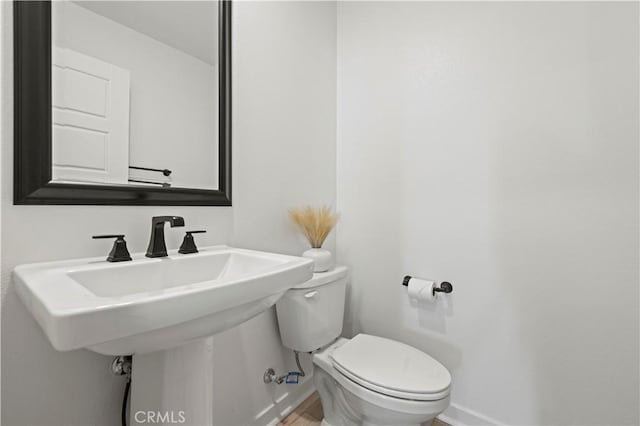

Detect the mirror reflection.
xmin=51 ymin=1 xmax=219 ymax=190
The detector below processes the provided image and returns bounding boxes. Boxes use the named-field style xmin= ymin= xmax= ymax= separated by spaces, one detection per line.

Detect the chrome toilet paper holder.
xmin=402 ymin=276 xmax=454 ymax=295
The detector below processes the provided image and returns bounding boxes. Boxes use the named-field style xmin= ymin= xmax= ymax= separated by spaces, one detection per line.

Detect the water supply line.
xmin=111 ymin=356 xmax=132 ymax=426
xmin=263 ymin=351 xmax=306 ymax=384
xmin=294 ymin=351 xmax=306 ymax=377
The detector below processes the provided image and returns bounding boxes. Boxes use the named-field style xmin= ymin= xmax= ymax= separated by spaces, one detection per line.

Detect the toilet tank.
xmin=276 ymin=266 xmax=348 ymax=352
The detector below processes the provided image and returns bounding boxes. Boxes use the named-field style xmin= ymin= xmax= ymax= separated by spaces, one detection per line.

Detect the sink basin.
xmin=14 ymin=246 xmax=313 ymax=355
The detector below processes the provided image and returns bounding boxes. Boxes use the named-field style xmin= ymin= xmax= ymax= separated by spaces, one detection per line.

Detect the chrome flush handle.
xmin=304 ymin=291 xmax=318 ymax=299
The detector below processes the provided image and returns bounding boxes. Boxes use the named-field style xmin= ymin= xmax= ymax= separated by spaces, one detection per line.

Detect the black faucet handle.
xmin=179 ymin=230 xmax=206 ymax=254
xmin=92 ymin=235 xmax=132 ymax=262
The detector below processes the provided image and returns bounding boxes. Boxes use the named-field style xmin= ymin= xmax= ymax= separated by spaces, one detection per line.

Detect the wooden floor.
xmin=279 ymin=392 xmax=324 ymax=426
xmin=279 ymin=392 xmax=450 ymax=426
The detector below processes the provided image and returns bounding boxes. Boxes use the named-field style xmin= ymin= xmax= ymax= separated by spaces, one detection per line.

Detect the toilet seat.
xmin=329 ymin=334 xmax=451 ymax=401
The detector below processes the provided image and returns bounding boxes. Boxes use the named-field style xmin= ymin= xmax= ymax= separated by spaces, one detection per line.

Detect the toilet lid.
xmin=330 ymin=334 xmax=451 ymax=400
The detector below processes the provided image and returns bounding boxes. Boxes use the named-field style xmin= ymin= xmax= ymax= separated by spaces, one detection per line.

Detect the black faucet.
xmin=146 ymin=216 xmax=185 ymax=258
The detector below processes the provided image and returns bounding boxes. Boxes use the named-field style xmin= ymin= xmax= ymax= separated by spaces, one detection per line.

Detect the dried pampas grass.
xmin=289 ymin=206 xmax=339 ymax=248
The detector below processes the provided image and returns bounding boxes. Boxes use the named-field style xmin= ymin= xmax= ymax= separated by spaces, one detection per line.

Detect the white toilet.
xmin=276 ymin=266 xmax=451 ymax=426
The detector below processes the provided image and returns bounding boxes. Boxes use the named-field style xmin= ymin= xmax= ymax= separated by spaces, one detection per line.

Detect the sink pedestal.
xmin=131 ymin=338 xmax=215 ymax=426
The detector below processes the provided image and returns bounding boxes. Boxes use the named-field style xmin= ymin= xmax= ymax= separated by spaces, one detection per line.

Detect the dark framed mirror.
xmin=14 ymin=0 xmax=231 ymax=205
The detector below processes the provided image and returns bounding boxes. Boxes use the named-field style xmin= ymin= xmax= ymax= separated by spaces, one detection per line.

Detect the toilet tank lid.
xmin=292 ymin=265 xmax=348 ymax=289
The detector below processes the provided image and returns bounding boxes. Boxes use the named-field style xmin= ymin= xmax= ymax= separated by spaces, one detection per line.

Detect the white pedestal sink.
xmin=14 ymin=246 xmax=314 ymax=425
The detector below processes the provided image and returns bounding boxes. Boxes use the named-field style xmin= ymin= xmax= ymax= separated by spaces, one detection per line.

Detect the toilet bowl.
xmin=313 ymin=335 xmax=450 ymax=426
xmin=275 ymin=266 xmax=451 ymax=426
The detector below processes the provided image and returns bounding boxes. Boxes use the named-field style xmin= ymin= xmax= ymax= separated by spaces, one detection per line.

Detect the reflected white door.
xmin=52 ymin=47 xmax=130 ymax=184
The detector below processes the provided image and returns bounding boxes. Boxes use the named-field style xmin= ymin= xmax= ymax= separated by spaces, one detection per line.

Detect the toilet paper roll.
xmin=407 ymin=277 xmax=436 ymax=302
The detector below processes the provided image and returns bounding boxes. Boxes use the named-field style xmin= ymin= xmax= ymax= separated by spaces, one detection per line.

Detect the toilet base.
xmin=321 ymin=418 xmax=436 ymax=426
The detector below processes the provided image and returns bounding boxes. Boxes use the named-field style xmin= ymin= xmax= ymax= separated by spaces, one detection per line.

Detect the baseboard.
xmin=255 ymin=375 xmax=316 ymax=426
xmin=438 ymin=403 xmax=503 ymax=426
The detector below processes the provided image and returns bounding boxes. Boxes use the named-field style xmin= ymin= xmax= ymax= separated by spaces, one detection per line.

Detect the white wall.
xmin=132 ymin=2 xmax=337 ymax=425
xmin=54 ymin=1 xmax=218 ymax=190
xmin=215 ymin=2 xmax=336 ymax=424
xmin=1 ymin=1 xmax=336 ymax=425
xmin=337 ymin=2 xmax=639 ymax=425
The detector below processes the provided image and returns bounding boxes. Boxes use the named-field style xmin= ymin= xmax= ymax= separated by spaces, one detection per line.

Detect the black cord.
xmin=122 ymin=379 xmax=131 ymax=426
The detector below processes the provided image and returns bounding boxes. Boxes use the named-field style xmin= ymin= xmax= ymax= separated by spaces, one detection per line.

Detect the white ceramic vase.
xmin=302 ymin=248 xmax=332 ymax=272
